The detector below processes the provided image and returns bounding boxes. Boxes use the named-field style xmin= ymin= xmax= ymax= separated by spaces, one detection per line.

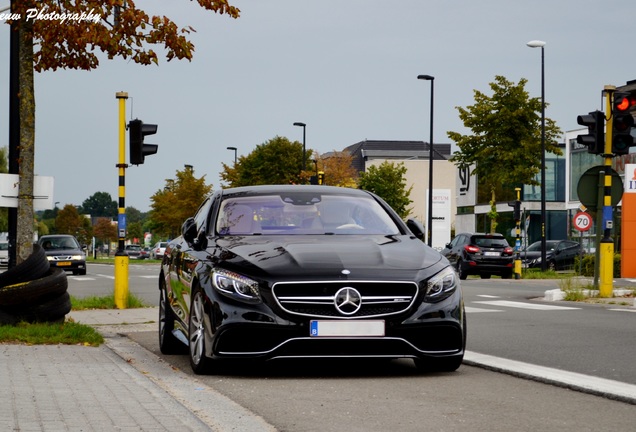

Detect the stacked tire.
xmin=0 ymin=244 xmax=71 ymax=325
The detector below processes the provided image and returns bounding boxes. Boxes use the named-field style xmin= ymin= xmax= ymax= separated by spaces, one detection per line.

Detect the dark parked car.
xmin=125 ymin=244 xmax=144 ymax=259
xmin=38 ymin=234 xmax=87 ymax=275
xmin=441 ymin=232 xmax=514 ymax=280
xmin=159 ymin=185 xmax=466 ymax=374
xmin=521 ymin=240 xmax=583 ymax=271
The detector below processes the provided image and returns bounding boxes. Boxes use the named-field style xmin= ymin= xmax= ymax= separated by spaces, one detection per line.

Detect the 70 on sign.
xmin=573 ymin=212 xmax=592 ymax=232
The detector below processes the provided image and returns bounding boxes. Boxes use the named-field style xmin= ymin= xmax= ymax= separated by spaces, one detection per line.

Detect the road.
xmin=66 ymin=264 xmax=636 ymax=431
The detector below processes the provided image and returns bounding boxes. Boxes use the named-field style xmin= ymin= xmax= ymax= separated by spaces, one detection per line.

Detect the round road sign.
xmin=573 ymin=212 xmax=592 ymax=232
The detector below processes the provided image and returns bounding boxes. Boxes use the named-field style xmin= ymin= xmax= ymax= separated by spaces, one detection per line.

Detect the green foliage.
xmin=358 ymin=162 xmax=413 ymax=219
xmin=220 ymin=136 xmax=307 ymax=187
xmin=448 ymin=75 xmax=562 ymax=197
xmin=80 ymin=192 xmax=117 ymax=218
xmin=149 ymin=166 xmax=213 ymax=239
xmin=578 ymin=253 xmax=622 ymax=278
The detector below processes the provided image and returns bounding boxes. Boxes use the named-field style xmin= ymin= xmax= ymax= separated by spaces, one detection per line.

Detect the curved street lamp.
xmin=226 ymin=146 xmax=237 ymax=164
xmin=293 ymin=122 xmax=306 ymax=172
xmin=527 ymin=40 xmax=547 ymax=272
xmin=417 ymin=74 xmax=435 ymax=248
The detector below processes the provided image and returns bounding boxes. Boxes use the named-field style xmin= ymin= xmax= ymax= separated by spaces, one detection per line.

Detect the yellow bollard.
xmin=599 ymin=241 xmax=614 ymax=298
xmin=114 ymin=253 xmax=129 ymax=309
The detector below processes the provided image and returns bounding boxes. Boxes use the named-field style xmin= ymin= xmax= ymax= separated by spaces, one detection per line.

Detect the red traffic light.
xmin=614 ymin=92 xmax=636 ymax=112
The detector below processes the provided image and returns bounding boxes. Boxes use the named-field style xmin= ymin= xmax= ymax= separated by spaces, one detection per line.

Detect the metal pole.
xmin=540 ymin=45 xmax=547 ymax=272
xmin=417 ymin=75 xmax=435 ymax=248
xmin=114 ymin=91 xmax=129 ymax=309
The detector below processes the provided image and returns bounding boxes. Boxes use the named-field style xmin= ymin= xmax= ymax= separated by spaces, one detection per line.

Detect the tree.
xmin=0 ymin=147 xmax=8 ymax=233
xmin=80 ymin=192 xmax=118 ymax=218
xmin=149 ymin=166 xmax=212 ymax=239
xmin=318 ymin=151 xmax=358 ymax=187
xmin=8 ymin=0 xmax=240 ymax=263
xmin=93 ymin=217 xmax=117 ymax=255
xmin=220 ymin=136 xmax=307 ymax=187
xmin=358 ymin=162 xmax=413 ymax=219
xmin=447 ymin=75 xmax=562 ymax=233
xmin=55 ymin=204 xmax=93 ymax=245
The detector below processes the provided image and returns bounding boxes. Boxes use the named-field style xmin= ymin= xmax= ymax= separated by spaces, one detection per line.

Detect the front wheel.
xmin=159 ymin=278 xmax=183 ymax=355
xmin=189 ymin=287 xmax=214 ymax=374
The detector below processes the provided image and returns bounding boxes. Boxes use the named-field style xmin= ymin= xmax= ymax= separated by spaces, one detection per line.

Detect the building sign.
xmin=456 ymin=164 xmax=476 ymax=207
xmin=427 ymin=189 xmax=451 ymax=251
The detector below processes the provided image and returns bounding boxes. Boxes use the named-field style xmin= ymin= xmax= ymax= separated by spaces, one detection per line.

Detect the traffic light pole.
xmin=599 ymin=86 xmax=615 ymax=298
xmin=513 ymin=188 xmax=522 ymax=280
xmin=114 ymin=91 xmax=129 ymax=309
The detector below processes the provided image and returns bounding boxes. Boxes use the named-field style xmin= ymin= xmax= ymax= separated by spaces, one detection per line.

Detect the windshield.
xmin=526 ymin=241 xmax=557 ymax=252
xmin=470 ymin=236 xmax=509 ymax=248
xmin=216 ymin=193 xmax=401 ymax=236
xmin=40 ymin=236 xmax=80 ymax=250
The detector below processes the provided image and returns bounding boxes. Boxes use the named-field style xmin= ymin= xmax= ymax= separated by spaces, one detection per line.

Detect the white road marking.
xmin=465 ymin=306 xmax=503 ymax=313
xmin=464 ymin=351 xmax=636 ymax=404
xmin=475 ymin=300 xmax=579 ymax=310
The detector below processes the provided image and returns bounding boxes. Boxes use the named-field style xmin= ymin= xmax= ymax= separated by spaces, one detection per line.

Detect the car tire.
xmin=9 ymin=291 xmax=72 ymax=323
xmin=0 ymin=244 xmax=49 ymax=289
xmin=457 ymin=261 xmax=467 ymax=280
xmin=189 ymin=286 xmax=214 ymax=374
xmin=0 ymin=267 xmax=68 ymax=307
xmin=159 ymin=277 xmax=184 ymax=355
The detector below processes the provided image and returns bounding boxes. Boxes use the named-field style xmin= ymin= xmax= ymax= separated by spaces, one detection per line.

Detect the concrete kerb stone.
xmin=68 ymin=307 xmax=277 ymax=432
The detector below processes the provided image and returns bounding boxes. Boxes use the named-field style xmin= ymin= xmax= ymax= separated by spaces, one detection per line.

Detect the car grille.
xmin=50 ymin=256 xmax=74 ymax=261
xmin=272 ymin=280 xmax=419 ymax=319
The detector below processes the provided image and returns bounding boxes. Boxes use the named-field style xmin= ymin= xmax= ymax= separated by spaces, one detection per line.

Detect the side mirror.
xmin=405 ymin=218 xmax=425 ymax=241
xmin=182 ymin=217 xmax=197 ymax=244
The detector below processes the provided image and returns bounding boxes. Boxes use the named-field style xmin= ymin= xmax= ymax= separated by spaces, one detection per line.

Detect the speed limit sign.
xmin=573 ymin=212 xmax=592 ymax=232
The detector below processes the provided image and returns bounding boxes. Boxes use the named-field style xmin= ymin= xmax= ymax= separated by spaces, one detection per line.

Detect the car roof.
xmin=218 ymin=184 xmax=372 ymax=199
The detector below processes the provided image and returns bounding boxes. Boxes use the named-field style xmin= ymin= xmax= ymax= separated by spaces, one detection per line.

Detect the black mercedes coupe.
xmin=159 ymin=185 xmax=466 ymax=374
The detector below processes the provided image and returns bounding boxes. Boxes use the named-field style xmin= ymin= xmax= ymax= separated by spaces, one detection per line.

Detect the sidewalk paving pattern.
xmin=1 ymin=307 xmax=276 ymax=432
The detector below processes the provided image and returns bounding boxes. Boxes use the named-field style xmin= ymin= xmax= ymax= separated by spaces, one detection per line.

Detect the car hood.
xmin=211 ymin=234 xmax=445 ymax=278
xmin=45 ymin=248 xmax=85 ymax=256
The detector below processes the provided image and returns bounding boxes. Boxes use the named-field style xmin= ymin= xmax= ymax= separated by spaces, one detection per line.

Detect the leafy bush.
xmin=577 ymin=253 xmax=621 ymax=278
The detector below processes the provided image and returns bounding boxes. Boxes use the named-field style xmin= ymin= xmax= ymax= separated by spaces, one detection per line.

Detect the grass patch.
xmin=558 ymin=277 xmax=589 ymax=301
xmin=71 ymin=293 xmax=146 ymax=310
xmin=0 ymin=320 xmax=104 ymax=346
xmin=0 ymin=294 xmax=148 ymax=345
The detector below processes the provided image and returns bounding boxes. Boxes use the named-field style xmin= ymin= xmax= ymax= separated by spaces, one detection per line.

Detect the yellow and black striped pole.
xmin=114 ymin=91 xmax=129 ymax=309
xmin=599 ymin=86 xmax=614 ymax=298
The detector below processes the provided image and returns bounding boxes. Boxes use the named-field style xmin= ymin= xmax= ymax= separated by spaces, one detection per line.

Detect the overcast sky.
xmin=1 ymin=0 xmax=634 ymax=212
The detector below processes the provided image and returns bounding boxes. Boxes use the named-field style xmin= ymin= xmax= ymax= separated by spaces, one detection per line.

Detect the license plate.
xmin=56 ymin=261 xmax=71 ymax=266
xmin=483 ymin=251 xmax=500 ymax=257
xmin=310 ymin=320 xmax=385 ymax=337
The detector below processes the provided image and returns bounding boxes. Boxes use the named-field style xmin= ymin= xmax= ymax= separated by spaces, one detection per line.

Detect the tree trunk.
xmin=489 ymin=188 xmax=498 ymax=234
xmin=16 ymin=16 xmax=35 ymax=263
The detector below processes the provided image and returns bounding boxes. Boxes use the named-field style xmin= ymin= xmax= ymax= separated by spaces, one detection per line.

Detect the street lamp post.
xmin=417 ymin=74 xmax=435 ymax=248
xmin=226 ymin=146 xmax=237 ymax=164
xmin=293 ymin=122 xmax=306 ymax=172
xmin=527 ymin=40 xmax=547 ymax=272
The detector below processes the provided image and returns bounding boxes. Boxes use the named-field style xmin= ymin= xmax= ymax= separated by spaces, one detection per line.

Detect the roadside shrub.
xmin=577 ymin=253 xmax=621 ymax=278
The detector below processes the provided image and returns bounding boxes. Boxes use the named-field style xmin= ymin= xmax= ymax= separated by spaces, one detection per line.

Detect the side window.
xmin=193 ymin=197 xmax=213 ymax=235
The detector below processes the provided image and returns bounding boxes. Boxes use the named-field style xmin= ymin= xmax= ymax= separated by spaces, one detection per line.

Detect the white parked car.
xmin=150 ymin=241 xmax=168 ymax=260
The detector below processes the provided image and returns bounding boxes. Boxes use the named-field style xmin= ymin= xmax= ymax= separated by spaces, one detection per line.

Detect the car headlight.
xmin=425 ymin=266 xmax=459 ymax=301
xmin=213 ymin=269 xmax=260 ymax=303
xmin=70 ymin=255 xmax=84 ymax=260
